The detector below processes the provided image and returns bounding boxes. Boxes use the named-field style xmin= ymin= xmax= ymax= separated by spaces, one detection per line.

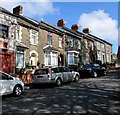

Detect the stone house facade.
xmin=57 ymin=19 xmax=82 ymax=70
xmin=0 ymin=6 xmax=18 ymax=74
xmin=13 ymin=6 xmax=65 ymax=71
xmin=88 ymin=33 xmax=112 ymax=64
xmin=0 ymin=5 xmax=113 ymax=74
xmin=38 ymin=21 xmax=65 ymax=67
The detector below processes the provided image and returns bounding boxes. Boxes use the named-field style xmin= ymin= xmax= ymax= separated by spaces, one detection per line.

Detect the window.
xmin=91 ymin=43 xmax=94 ymax=51
xmin=85 ymin=40 xmax=88 ymax=49
xmin=30 ymin=29 xmax=38 ymax=45
xmin=16 ymin=50 xmax=24 ymax=68
xmin=47 ymin=32 xmax=52 ymax=45
xmin=106 ymin=45 xmax=109 ymax=52
xmin=107 ymin=54 xmax=109 ymax=62
xmin=64 ymin=67 xmax=70 ymax=72
xmin=52 ymin=52 xmax=58 ymax=65
xmin=97 ymin=42 xmax=100 ymax=50
xmin=78 ymin=40 xmax=81 ymax=49
xmin=45 ymin=51 xmax=58 ymax=66
xmin=59 ymin=37 xmax=62 ymax=48
xmin=68 ymin=53 xmax=74 ymax=64
xmin=70 ymin=38 xmax=73 ymax=47
xmin=45 ymin=51 xmax=51 ymax=66
xmin=51 ymin=68 xmax=58 ymax=73
xmin=97 ymin=52 xmax=101 ymax=61
xmin=16 ymin=26 xmax=22 ymax=42
xmin=0 ymin=24 xmax=8 ymax=39
xmin=85 ymin=53 xmax=89 ymax=64
xmin=30 ymin=53 xmax=38 ymax=66
xmin=101 ymin=44 xmax=104 ymax=51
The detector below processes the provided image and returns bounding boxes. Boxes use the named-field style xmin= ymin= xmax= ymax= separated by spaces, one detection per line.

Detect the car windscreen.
xmin=34 ymin=69 xmax=48 ymax=75
xmin=83 ymin=64 xmax=93 ymax=68
xmin=83 ymin=64 xmax=100 ymax=69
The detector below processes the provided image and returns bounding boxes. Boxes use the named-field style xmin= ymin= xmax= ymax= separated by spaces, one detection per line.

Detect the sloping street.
xmin=2 ymin=69 xmax=120 ymax=115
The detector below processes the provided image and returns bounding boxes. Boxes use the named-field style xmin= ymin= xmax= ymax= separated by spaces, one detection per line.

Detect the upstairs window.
xmin=101 ymin=44 xmax=105 ymax=51
xmin=47 ymin=32 xmax=52 ymax=45
xmin=59 ymin=37 xmax=63 ymax=48
xmin=70 ymin=38 xmax=73 ymax=47
xmin=78 ymin=40 xmax=81 ymax=49
xmin=85 ymin=40 xmax=88 ymax=49
xmin=97 ymin=42 xmax=100 ymax=50
xmin=30 ymin=29 xmax=38 ymax=45
xmin=91 ymin=42 xmax=94 ymax=50
xmin=0 ymin=24 xmax=8 ymax=39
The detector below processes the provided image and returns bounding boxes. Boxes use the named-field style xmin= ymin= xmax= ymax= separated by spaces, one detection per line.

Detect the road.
xmin=1 ymin=69 xmax=120 ymax=115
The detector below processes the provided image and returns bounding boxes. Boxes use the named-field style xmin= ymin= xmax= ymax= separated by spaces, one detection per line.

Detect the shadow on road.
xmin=2 ymin=70 xmax=120 ymax=115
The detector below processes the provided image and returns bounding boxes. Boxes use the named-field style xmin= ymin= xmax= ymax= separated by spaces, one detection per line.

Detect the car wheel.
xmin=93 ymin=71 xmax=97 ymax=78
xmin=74 ymin=75 xmax=79 ymax=82
xmin=103 ymin=71 xmax=107 ymax=76
xmin=56 ymin=78 xmax=62 ymax=87
xmin=13 ymin=85 xmax=22 ymax=96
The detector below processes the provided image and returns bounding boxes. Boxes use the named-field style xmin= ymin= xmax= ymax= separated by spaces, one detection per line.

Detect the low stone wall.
xmin=16 ymin=74 xmax=32 ymax=84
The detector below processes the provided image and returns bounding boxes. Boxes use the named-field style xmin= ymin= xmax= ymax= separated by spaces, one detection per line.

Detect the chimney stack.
xmin=57 ymin=19 xmax=66 ymax=27
xmin=71 ymin=24 xmax=79 ymax=31
xmin=13 ymin=5 xmax=23 ymax=15
xmin=82 ymin=28 xmax=90 ymax=34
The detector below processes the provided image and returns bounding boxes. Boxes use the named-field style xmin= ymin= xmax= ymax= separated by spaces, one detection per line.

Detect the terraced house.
xmin=82 ymin=28 xmax=112 ymax=64
xmin=13 ymin=5 xmax=39 ymax=72
xmin=0 ymin=5 xmax=113 ymax=75
xmin=39 ymin=21 xmax=65 ymax=67
xmin=13 ymin=5 xmax=65 ymax=72
xmin=57 ymin=19 xmax=82 ymax=70
xmin=0 ymin=6 xmax=18 ymax=74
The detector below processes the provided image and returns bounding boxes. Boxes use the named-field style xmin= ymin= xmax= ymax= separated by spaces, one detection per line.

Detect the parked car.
xmin=78 ymin=64 xmax=107 ymax=78
xmin=32 ymin=66 xmax=80 ymax=86
xmin=0 ymin=71 xmax=24 ymax=96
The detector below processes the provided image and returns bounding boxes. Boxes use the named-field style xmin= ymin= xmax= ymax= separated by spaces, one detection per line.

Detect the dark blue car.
xmin=78 ymin=64 xmax=107 ymax=78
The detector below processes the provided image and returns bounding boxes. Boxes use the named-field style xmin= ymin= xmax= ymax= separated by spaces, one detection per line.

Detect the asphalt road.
xmin=1 ymin=69 xmax=120 ymax=115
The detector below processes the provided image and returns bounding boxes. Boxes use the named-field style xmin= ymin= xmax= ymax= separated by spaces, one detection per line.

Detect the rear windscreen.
xmin=34 ymin=69 xmax=48 ymax=75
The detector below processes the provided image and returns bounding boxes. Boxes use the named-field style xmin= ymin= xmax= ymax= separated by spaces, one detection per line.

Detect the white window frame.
xmin=59 ymin=37 xmax=63 ymax=48
xmin=30 ymin=29 xmax=38 ymax=45
xmin=85 ymin=53 xmax=89 ymax=64
xmin=68 ymin=53 xmax=74 ymax=64
xmin=29 ymin=50 xmax=38 ymax=66
xmin=16 ymin=50 xmax=25 ymax=68
xmin=101 ymin=44 xmax=105 ymax=51
xmin=78 ymin=40 xmax=81 ymax=49
xmin=70 ymin=38 xmax=73 ymax=47
xmin=45 ymin=51 xmax=58 ymax=66
xmin=85 ymin=40 xmax=88 ymax=49
xmin=97 ymin=42 xmax=100 ymax=50
xmin=47 ymin=32 xmax=52 ymax=45
xmin=91 ymin=42 xmax=94 ymax=51
xmin=16 ymin=26 xmax=22 ymax=42
xmin=97 ymin=51 xmax=101 ymax=61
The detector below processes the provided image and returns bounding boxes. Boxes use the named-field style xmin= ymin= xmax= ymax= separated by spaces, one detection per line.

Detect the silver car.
xmin=0 ymin=71 xmax=24 ymax=96
xmin=32 ymin=66 xmax=80 ymax=86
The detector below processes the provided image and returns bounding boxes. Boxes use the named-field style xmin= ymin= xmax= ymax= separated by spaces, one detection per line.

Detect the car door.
xmin=63 ymin=67 xmax=72 ymax=82
xmin=0 ymin=73 xmax=3 ymax=95
xmin=1 ymin=73 xmax=13 ymax=95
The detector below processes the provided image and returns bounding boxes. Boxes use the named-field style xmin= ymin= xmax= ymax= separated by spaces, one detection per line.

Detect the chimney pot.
xmin=71 ymin=24 xmax=79 ymax=31
xmin=83 ymin=28 xmax=89 ymax=34
xmin=13 ymin=5 xmax=23 ymax=15
xmin=57 ymin=19 xmax=66 ymax=27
